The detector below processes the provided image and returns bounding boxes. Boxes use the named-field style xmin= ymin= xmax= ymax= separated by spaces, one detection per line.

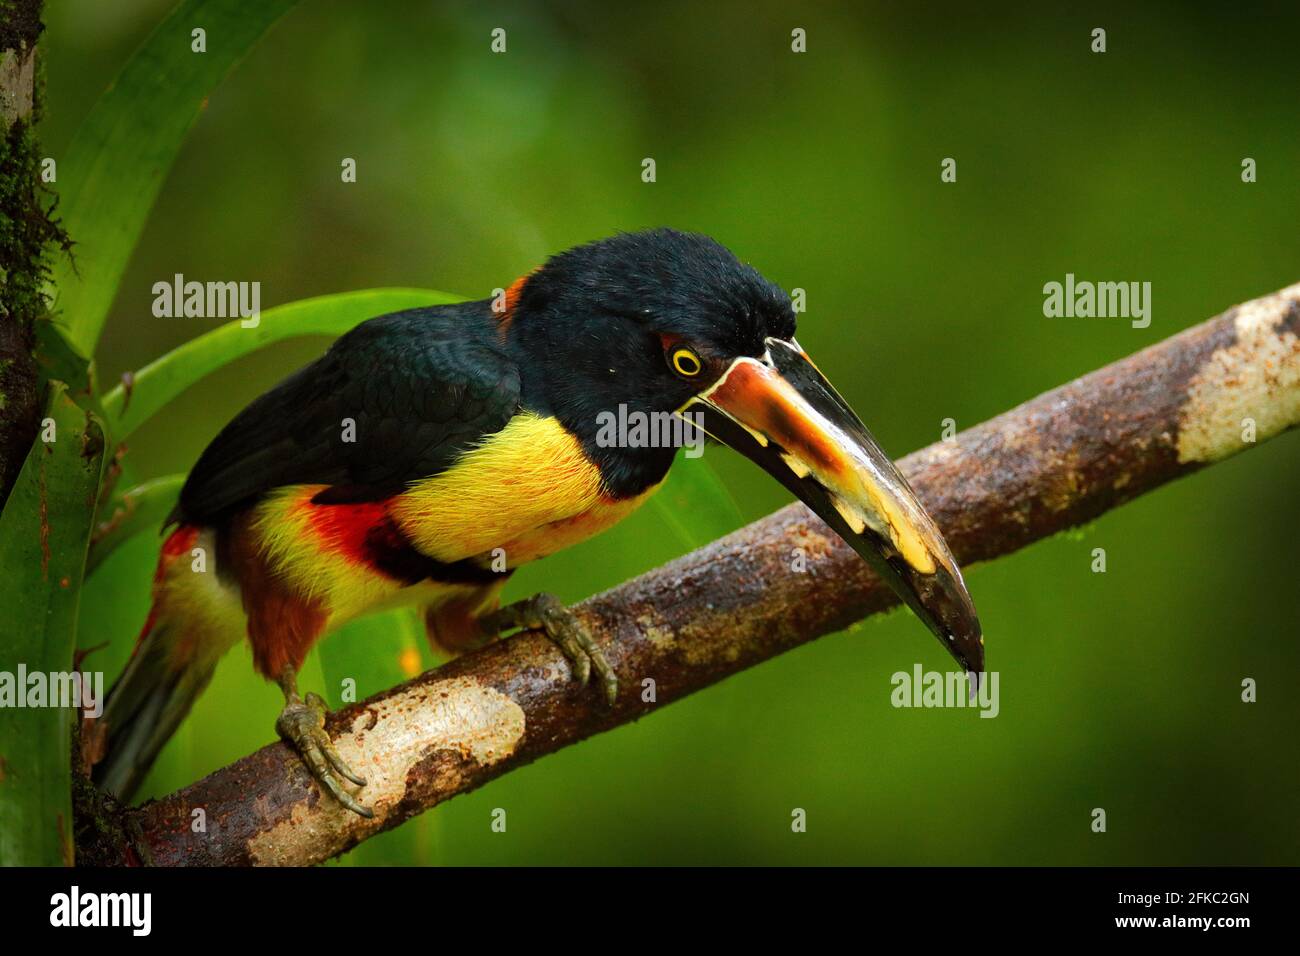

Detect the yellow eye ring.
xmin=671 ymin=347 xmax=703 ymax=377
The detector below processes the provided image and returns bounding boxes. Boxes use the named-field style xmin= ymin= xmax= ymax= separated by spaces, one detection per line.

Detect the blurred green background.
xmin=43 ymin=1 xmax=1299 ymax=864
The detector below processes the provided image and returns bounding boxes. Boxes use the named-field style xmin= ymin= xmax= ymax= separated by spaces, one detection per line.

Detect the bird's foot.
xmin=275 ymin=690 xmax=373 ymax=818
xmin=482 ymin=592 xmax=617 ymax=706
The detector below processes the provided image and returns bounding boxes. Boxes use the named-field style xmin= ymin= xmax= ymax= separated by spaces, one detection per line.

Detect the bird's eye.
xmin=670 ymin=347 xmax=703 ymax=378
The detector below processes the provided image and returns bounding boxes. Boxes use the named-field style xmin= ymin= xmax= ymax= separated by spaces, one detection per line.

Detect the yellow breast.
xmin=389 ymin=412 xmax=660 ymax=567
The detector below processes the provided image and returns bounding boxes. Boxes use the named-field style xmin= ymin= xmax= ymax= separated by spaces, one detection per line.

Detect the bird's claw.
xmin=276 ymin=691 xmax=373 ymax=818
xmin=485 ymin=593 xmax=618 ymax=706
xmin=536 ymin=594 xmax=619 ymax=706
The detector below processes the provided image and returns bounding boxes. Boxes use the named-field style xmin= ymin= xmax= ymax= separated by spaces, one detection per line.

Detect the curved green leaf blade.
xmin=52 ymin=0 xmax=300 ymax=353
xmin=102 ymin=288 xmax=461 ymax=440
xmin=0 ymin=386 xmax=106 ymax=865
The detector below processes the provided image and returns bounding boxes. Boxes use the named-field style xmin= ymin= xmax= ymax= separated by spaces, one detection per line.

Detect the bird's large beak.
xmin=679 ymin=337 xmax=983 ymax=674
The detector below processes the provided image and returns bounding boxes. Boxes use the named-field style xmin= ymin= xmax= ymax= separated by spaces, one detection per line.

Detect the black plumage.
xmin=170 ymin=305 xmax=520 ymax=525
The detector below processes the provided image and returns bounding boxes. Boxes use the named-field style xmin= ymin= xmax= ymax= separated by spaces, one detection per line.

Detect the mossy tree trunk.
xmin=0 ymin=0 xmax=99 ymax=867
xmin=0 ymin=0 xmax=64 ymax=508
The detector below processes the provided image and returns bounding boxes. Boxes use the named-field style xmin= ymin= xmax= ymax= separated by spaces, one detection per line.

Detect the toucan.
xmin=93 ymin=229 xmax=981 ymax=817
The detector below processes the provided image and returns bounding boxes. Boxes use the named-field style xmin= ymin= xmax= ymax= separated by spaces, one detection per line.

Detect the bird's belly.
xmin=489 ymin=485 xmax=662 ymax=566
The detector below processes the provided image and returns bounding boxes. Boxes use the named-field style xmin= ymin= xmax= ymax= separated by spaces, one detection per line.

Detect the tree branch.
xmin=86 ymin=282 xmax=1300 ymax=866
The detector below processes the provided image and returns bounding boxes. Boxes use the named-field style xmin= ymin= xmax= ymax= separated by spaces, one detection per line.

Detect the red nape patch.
xmin=302 ymin=497 xmax=391 ymax=565
xmin=496 ymin=270 xmax=536 ymax=336
xmin=504 ymin=274 xmax=530 ymax=313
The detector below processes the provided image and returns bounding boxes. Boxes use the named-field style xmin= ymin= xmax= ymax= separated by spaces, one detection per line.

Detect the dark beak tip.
xmin=914 ymin=569 xmax=983 ymax=673
xmin=961 ymin=615 xmax=985 ymax=670
xmin=944 ymin=627 xmax=984 ymax=675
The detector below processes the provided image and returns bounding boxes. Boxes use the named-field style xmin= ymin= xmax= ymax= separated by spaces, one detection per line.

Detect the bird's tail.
xmin=93 ymin=525 xmax=243 ymax=801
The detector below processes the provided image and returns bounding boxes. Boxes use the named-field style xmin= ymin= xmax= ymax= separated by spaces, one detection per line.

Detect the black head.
xmin=505 ymin=228 xmax=797 ymax=435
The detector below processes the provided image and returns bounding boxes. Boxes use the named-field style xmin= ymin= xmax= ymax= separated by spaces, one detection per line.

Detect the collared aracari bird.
xmin=94 ymin=229 xmax=981 ymax=816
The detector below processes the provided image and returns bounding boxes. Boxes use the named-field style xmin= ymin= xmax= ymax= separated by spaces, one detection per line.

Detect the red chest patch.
xmin=302 ymin=497 xmax=391 ymax=564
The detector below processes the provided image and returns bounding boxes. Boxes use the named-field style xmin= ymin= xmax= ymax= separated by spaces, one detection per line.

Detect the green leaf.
xmin=0 ymin=385 xmax=107 ymax=865
xmin=86 ymin=473 xmax=184 ymax=576
xmin=101 ymin=288 xmax=461 ymax=440
xmin=647 ymin=453 xmax=746 ymax=549
xmin=51 ymin=0 xmax=300 ymax=353
xmin=34 ymin=318 xmax=91 ymax=395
